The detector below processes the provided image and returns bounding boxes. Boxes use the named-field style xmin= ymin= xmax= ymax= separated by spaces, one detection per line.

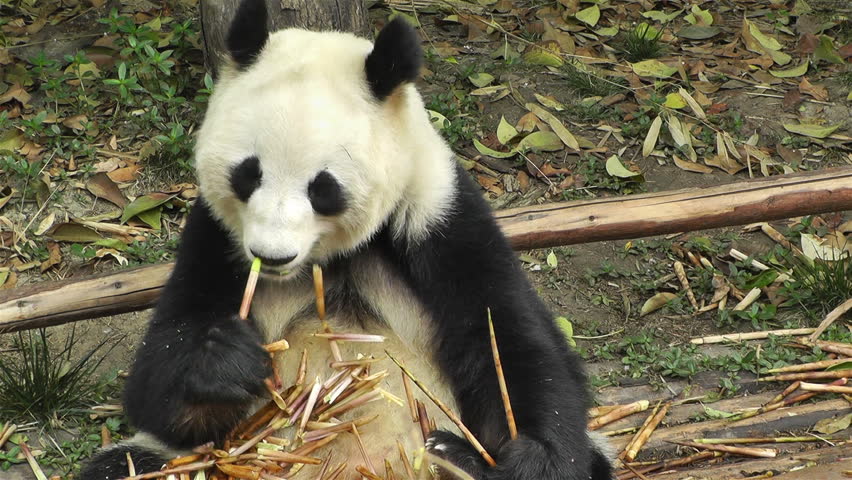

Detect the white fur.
xmin=195 ymin=28 xmax=457 ymax=275
xmin=193 ymin=26 xmax=463 ymax=479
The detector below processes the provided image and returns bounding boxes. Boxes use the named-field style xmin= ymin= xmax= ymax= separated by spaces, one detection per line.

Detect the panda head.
xmin=195 ymin=0 xmax=452 ymax=279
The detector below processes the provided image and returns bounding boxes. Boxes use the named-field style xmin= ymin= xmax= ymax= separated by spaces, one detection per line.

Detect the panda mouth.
xmin=259 ymin=264 xmax=303 ymax=281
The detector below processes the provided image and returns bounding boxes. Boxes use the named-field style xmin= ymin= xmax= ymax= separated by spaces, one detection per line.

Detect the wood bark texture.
xmin=200 ymin=0 xmax=369 ymax=73
xmin=3 ymin=168 xmax=852 ymax=332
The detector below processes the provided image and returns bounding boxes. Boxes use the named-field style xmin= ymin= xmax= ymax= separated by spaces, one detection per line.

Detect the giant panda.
xmin=80 ymin=1 xmax=613 ymax=479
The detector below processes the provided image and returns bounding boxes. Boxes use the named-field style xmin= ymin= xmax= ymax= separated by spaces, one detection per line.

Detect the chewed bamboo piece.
xmin=313 ymin=264 xmax=342 ymax=362
xmin=622 ymin=401 xmax=669 ymax=462
xmin=487 ymin=309 xmax=518 ymax=440
xmin=588 ymin=400 xmax=650 ymax=430
xmin=766 ymin=358 xmax=849 ymax=374
xmin=670 ymin=440 xmax=777 ymax=458
xmin=759 ymin=369 xmax=852 ymax=382
xmin=239 ymin=257 xmax=262 ymax=320
xmin=386 ymin=351 xmax=497 ymax=467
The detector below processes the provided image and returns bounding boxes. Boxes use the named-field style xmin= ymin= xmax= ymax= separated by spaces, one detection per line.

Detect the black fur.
xmin=308 ymin=170 xmax=347 ymax=216
xmin=230 ymin=156 xmax=262 ymax=202
xmin=365 ymin=17 xmax=423 ymax=100
xmin=226 ymin=0 xmax=269 ymax=69
xmin=122 ymin=200 xmax=271 ymax=448
xmin=92 ymin=167 xmax=609 ymax=479
xmin=384 ymin=165 xmax=605 ymax=479
xmin=77 ymin=445 xmax=165 ymax=480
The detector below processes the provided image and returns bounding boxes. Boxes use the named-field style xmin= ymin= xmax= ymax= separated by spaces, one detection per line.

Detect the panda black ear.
xmin=365 ymin=18 xmax=423 ymax=101
xmin=226 ymin=0 xmax=269 ymax=69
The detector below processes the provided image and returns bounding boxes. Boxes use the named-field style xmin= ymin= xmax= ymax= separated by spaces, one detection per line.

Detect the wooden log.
xmin=3 ymin=168 xmax=852 ymax=332
xmin=609 ymin=399 xmax=849 ymax=458
xmin=497 ymin=167 xmax=852 ymax=250
xmin=200 ymin=0 xmax=369 ymax=74
xmin=0 ymin=264 xmax=172 ymax=333
xmin=647 ymin=444 xmax=850 ymax=480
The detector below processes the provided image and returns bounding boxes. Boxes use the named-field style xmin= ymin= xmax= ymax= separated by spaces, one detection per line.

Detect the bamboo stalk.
xmin=733 ymin=378 xmax=848 ymax=420
xmin=673 ymin=261 xmax=698 ymax=310
xmin=239 ymin=258 xmax=262 ymax=321
xmin=588 ymin=400 xmax=650 ymax=430
xmin=354 ymin=465 xmax=383 ymax=480
xmin=799 ymin=382 xmax=852 ymax=394
xmin=692 ymin=436 xmax=826 ymax=444
xmin=759 ymin=369 xmax=852 ymax=382
xmin=351 ymin=424 xmax=376 ymax=476
xmin=402 ymin=371 xmax=419 ymax=423
xmin=397 ymin=441 xmax=416 ymax=480
xmin=589 ymin=405 xmax=622 ymax=418
xmin=602 ymin=426 xmax=639 ymax=437
xmin=487 ymin=309 xmax=518 ymax=440
xmin=329 ymin=357 xmax=381 ymax=369
xmin=20 ymin=443 xmax=48 ymax=480
xmin=126 ymin=452 xmax=136 ymax=477
xmin=298 ymin=377 xmax=323 ymax=437
xmin=623 ymin=402 xmax=668 ymax=462
xmin=800 ymin=339 xmax=852 ymax=357
xmin=671 ymin=440 xmax=777 ymax=458
xmin=323 ymin=462 xmax=347 ymax=480
xmin=313 ymin=333 xmax=386 ymax=343
xmin=386 ymin=351 xmax=497 ymax=467
xmin=759 ymin=223 xmax=800 ymax=254
xmin=0 ymin=423 xmax=17 ymax=448
xmin=690 ymin=328 xmax=816 ymax=344
xmin=256 ymin=451 xmax=322 ymax=465
xmin=767 ymin=359 xmax=850 ymax=373
xmin=766 ymin=381 xmax=801 ymax=405
xmin=732 ymin=287 xmax=761 ymax=311
xmin=264 ymin=339 xmax=290 ymax=353
xmin=302 ymin=415 xmax=379 ymax=443
xmin=417 ymin=399 xmax=431 ymax=443
xmin=615 ymin=451 xmax=719 ymax=480
xmin=122 ymin=460 xmax=216 ymax=479
xmin=808 ymin=298 xmax=852 ymax=342
xmin=312 ymin=264 xmax=326 ymax=328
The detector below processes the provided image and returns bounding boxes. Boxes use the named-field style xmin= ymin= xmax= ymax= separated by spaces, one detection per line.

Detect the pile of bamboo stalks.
xmin=119 ymin=265 xmax=512 ymax=480
xmin=586 ymin=335 xmax=852 ymax=480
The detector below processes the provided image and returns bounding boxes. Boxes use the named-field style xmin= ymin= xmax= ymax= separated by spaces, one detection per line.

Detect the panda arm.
xmin=123 ymin=199 xmax=270 ymax=448
xmin=394 ymin=167 xmax=595 ymax=479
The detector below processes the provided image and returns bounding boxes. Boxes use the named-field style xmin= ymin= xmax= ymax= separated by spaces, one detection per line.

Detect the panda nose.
xmin=251 ymin=251 xmax=297 ymax=267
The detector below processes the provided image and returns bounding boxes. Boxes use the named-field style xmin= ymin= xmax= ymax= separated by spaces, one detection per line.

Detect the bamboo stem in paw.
xmin=240 ymin=258 xmax=262 ymax=321
xmin=487 ymin=309 xmax=518 ymax=440
xmin=386 ymin=351 xmax=497 ymax=467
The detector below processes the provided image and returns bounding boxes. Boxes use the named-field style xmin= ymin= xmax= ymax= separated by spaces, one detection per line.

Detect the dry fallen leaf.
xmin=642 ymin=116 xmax=663 ymax=157
xmin=674 ymin=155 xmax=714 ymax=174
xmin=798 ymin=78 xmax=829 ymax=101
xmin=40 ymin=241 xmax=62 ymax=272
xmin=641 ymin=292 xmax=678 ymax=316
xmin=86 ymin=173 xmax=128 ymax=207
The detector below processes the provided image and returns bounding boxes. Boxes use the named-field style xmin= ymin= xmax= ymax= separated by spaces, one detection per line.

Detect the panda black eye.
xmin=230 ymin=156 xmax=262 ymax=202
xmin=308 ymin=171 xmax=346 ymax=215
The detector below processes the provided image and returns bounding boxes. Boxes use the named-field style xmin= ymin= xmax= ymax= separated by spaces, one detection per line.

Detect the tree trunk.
xmin=200 ymin=0 xmax=370 ymax=74
xmin=3 ymin=168 xmax=852 ymax=332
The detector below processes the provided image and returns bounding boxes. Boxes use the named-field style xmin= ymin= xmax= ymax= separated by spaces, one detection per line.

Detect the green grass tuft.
xmin=619 ymin=23 xmax=664 ymax=62
xmin=0 ymin=328 xmax=117 ymax=422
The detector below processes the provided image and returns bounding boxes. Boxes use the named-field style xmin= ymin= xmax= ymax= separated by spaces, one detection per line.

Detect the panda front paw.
xmin=426 ymin=430 xmax=489 ymax=479
xmin=181 ymin=316 xmax=271 ymax=403
xmin=427 ymin=431 xmax=597 ymax=480
xmin=125 ymin=315 xmax=271 ymax=446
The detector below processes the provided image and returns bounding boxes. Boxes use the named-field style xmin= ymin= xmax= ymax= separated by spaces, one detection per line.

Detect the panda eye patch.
xmin=308 ymin=171 xmax=346 ymax=215
xmin=230 ymin=156 xmax=262 ymax=202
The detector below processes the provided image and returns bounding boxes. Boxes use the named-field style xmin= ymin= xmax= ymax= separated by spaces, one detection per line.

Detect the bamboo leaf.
xmin=497 ymin=116 xmax=519 ymax=145
xmin=643 ymin=116 xmax=663 ymax=158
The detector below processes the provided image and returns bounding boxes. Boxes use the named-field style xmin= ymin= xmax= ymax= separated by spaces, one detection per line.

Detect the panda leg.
xmin=77 ymin=438 xmax=167 ymax=480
